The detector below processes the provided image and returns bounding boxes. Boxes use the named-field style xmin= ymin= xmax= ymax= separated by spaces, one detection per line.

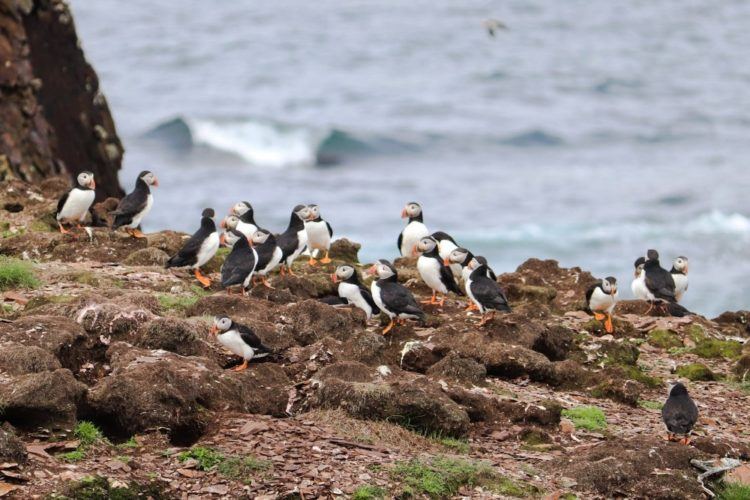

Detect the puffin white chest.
xmin=129 ymin=194 xmax=153 ymax=228
xmin=466 ymin=277 xmax=484 ymax=312
xmin=236 ymin=221 xmax=257 ymax=238
xmin=417 ymin=256 xmax=447 ymax=294
xmin=589 ymin=287 xmax=617 ymax=314
xmin=259 ymin=246 xmax=283 ymax=275
xmin=305 ymin=220 xmax=330 ymax=250
xmin=371 ymin=281 xmax=392 ymax=318
xmin=631 ymin=274 xmax=653 ymax=300
xmin=672 ymin=274 xmax=688 ymax=301
xmin=217 ymin=330 xmax=254 ymax=359
xmin=400 ymin=221 xmax=429 ymax=256
xmin=339 ymin=282 xmax=372 ymax=318
xmin=292 ymin=229 xmax=308 ymax=258
xmin=242 ymin=248 xmax=260 ymax=288
xmin=195 ymin=232 xmax=220 ymax=268
xmin=58 ymin=188 xmax=95 ymax=221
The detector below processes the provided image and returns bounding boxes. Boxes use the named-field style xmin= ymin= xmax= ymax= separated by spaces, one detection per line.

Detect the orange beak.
xmin=89 ymin=179 xmax=96 ymax=189
xmin=247 ymin=238 xmax=254 ymax=247
xmin=151 ymin=177 xmax=159 ymax=187
xmin=365 ymin=265 xmax=377 ymax=276
xmin=411 ymin=246 xmax=420 ymax=257
xmin=220 ymin=219 xmax=226 ymax=229
xmin=401 ymin=208 xmax=407 ymax=218
xmin=684 ymin=266 xmax=688 ymax=274
xmin=209 ymin=325 xmax=218 ymax=336
xmin=219 ymin=234 xmax=227 ymax=247
xmin=331 ymin=274 xmax=338 ymax=283
xmin=443 ymin=258 xmax=451 ymax=266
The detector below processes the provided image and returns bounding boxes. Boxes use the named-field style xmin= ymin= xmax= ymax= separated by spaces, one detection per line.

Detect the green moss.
xmin=435 ymin=437 xmax=470 ymax=454
xmin=217 ymin=456 xmax=272 ymax=482
xmin=638 ymin=400 xmax=664 ymax=410
xmin=602 ymin=341 xmax=640 ymax=366
xmin=177 ymin=446 xmax=224 ymax=470
xmin=74 ymin=421 xmax=105 ymax=447
xmin=0 ymin=256 xmax=39 ymax=290
xmin=718 ymin=482 xmax=750 ymax=500
xmin=686 ymin=324 xmax=707 ymax=343
xmin=157 ymin=294 xmax=199 ymax=312
xmin=54 ymin=475 xmax=168 ymax=500
xmin=116 ymin=437 xmax=138 ymax=449
xmin=489 ymin=476 xmax=541 ymax=497
xmin=352 ymin=485 xmax=388 ymax=500
xmin=561 ymin=406 xmax=607 ymax=431
xmin=59 ymin=449 xmax=86 ymax=462
xmin=29 ymin=219 xmax=53 ymax=232
xmin=676 ymin=363 xmax=716 ymax=381
xmin=647 ymin=329 xmax=682 ymax=349
xmin=692 ymin=339 xmax=742 ymax=359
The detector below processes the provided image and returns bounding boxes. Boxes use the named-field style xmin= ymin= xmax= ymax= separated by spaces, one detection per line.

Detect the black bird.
xmin=415 ymin=236 xmax=463 ymax=306
xmin=474 ymin=256 xmax=497 ymax=282
xmin=210 ymin=316 xmax=271 ymax=371
xmin=111 ymin=170 xmax=158 ymax=238
xmin=332 ymin=265 xmax=380 ymax=320
xmin=643 ymin=249 xmax=677 ymax=314
xmin=251 ymin=229 xmax=283 ymax=288
xmin=276 ymin=204 xmax=308 ymax=276
xmin=367 ymin=259 xmax=425 ymax=335
xmin=165 ymin=208 xmax=219 ymax=288
xmin=446 ymin=248 xmax=493 ymax=311
xmin=220 ymin=228 xmax=258 ymax=295
xmin=661 ymin=382 xmax=699 ymax=445
xmin=466 ymin=258 xmax=511 ymax=326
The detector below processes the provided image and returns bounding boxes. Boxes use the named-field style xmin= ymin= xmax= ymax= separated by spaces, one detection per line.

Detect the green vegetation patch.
xmin=647 ymin=329 xmax=683 ymax=349
xmin=561 ymin=406 xmax=607 ymax=431
xmin=75 ymin=421 xmax=105 ymax=447
xmin=0 ymin=256 xmax=39 ymax=290
xmin=157 ymin=294 xmax=199 ymax=312
xmin=676 ymin=363 xmax=717 ymax=381
xmin=718 ymin=482 xmax=750 ymax=500
xmin=692 ymin=339 xmax=743 ymax=359
xmin=435 ymin=437 xmax=470 ymax=454
xmin=59 ymin=449 xmax=86 ymax=463
xmin=51 ymin=474 xmax=168 ymax=500
xmin=352 ymin=485 xmax=388 ymax=500
xmin=638 ymin=400 xmax=664 ymax=410
xmin=177 ymin=446 xmax=271 ymax=483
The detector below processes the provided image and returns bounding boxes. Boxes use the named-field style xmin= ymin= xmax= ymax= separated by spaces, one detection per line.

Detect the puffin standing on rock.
xmin=165 ymin=208 xmax=220 ymax=288
xmin=465 ymin=258 xmax=511 ymax=325
xmin=332 ymin=265 xmax=380 ymax=320
xmin=56 ymin=171 xmax=96 ymax=234
xmin=661 ymin=382 xmax=699 ymax=445
xmin=210 ymin=316 xmax=270 ymax=371
xmin=446 ymin=247 xmax=492 ymax=311
xmin=631 ymin=257 xmax=649 ymax=300
xmin=431 ymin=231 xmax=462 ymax=278
xmin=415 ymin=236 xmax=463 ymax=306
xmin=585 ymin=277 xmax=618 ymax=333
xmin=643 ymin=249 xmax=677 ymax=312
xmin=367 ymin=259 xmax=425 ymax=335
xmin=277 ymin=204 xmax=308 ymax=276
xmin=111 ymin=170 xmax=158 ymax=238
xmin=398 ymin=202 xmax=429 ymax=257
xmin=251 ymin=229 xmax=283 ymax=288
xmin=671 ymin=256 xmax=689 ymax=302
xmin=220 ymin=228 xmax=257 ymax=294
xmin=304 ymin=204 xmax=333 ymax=265
xmin=229 ymin=201 xmax=259 ymax=238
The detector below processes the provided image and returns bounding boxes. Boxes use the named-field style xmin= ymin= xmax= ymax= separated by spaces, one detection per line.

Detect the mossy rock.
xmin=733 ymin=354 xmax=750 ymax=380
xmin=676 ymin=363 xmax=716 ymax=381
xmin=647 ymin=329 xmax=683 ymax=349
xmin=601 ymin=340 xmax=640 ymax=366
xmin=692 ymin=338 xmax=743 ymax=359
xmin=124 ymin=247 xmax=170 ymax=266
xmin=686 ymin=324 xmax=707 ymax=343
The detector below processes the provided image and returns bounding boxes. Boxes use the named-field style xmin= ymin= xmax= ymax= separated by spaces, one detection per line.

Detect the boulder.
xmin=123 ymin=247 xmax=170 ymax=266
xmin=329 ymin=238 xmax=361 ymax=263
xmin=146 ymin=231 xmax=188 ymax=256
xmin=426 ymin=353 xmax=486 ymax=386
xmin=712 ymin=310 xmax=750 ymax=337
xmin=482 ymin=316 xmax=573 ymax=361
xmin=400 ymin=340 xmax=441 ymax=373
xmin=0 ymin=369 xmax=86 ymax=429
xmin=0 ymin=428 xmax=27 ymax=464
xmin=0 ymin=342 xmax=61 ymax=375
xmin=185 ymin=295 xmax=277 ymax=322
xmin=283 ymin=299 xmax=362 ymax=345
xmin=76 ymin=300 xmax=157 ymax=340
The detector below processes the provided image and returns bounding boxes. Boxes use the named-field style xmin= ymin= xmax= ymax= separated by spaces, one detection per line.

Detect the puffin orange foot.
xmin=261 ymin=277 xmax=274 ymax=289
xmin=308 ymin=258 xmax=318 ymax=266
xmin=593 ymin=312 xmax=606 ymax=321
xmin=194 ymin=269 xmax=212 ymax=288
xmin=382 ymin=320 xmax=395 ymax=335
xmin=232 ymin=360 xmax=249 ymax=372
xmin=604 ymin=315 xmax=614 ymax=333
xmin=130 ymin=228 xmax=146 ymax=239
xmin=58 ymin=223 xmax=70 ymax=234
xmin=320 ymin=252 xmax=332 ymax=264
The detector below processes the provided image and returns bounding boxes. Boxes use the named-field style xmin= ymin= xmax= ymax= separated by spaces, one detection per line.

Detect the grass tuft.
xmin=561 ymin=406 xmax=607 ymax=431
xmin=352 ymin=485 xmax=388 ymax=500
xmin=74 ymin=421 xmax=105 ymax=447
xmin=0 ymin=256 xmax=39 ymax=290
xmin=177 ymin=446 xmax=224 ymax=470
xmin=718 ymin=482 xmax=750 ymax=500
xmin=676 ymin=362 xmax=717 ymax=381
xmin=647 ymin=329 xmax=683 ymax=349
xmin=638 ymin=400 xmax=664 ymax=410
xmin=59 ymin=449 xmax=86 ymax=462
xmin=157 ymin=294 xmax=199 ymax=312
xmin=692 ymin=339 xmax=743 ymax=359
xmin=177 ymin=446 xmax=271 ymax=482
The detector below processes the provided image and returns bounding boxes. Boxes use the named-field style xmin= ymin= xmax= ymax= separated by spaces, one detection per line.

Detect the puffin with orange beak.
xmin=210 ymin=316 xmax=270 ymax=371
xmin=111 ymin=170 xmax=158 ymax=238
xmin=304 ymin=204 xmax=333 ymax=265
xmin=415 ymin=236 xmax=462 ymax=306
xmin=250 ymin=229 xmax=283 ymax=288
xmin=277 ymin=204 xmax=308 ymax=276
xmin=585 ymin=276 xmax=618 ymax=333
xmin=220 ymin=228 xmax=257 ymax=294
xmin=465 ymin=257 xmax=511 ymax=326
xmin=55 ymin=171 xmax=96 ymax=233
xmin=165 ymin=208 xmax=220 ymax=288
xmin=229 ymin=201 xmax=258 ymax=238
xmin=398 ymin=202 xmax=429 ymax=257
xmin=332 ymin=265 xmax=380 ymax=320
xmin=367 ymin=259 xmax=424 ymax=335
xmin=670 ymin=256 xmax=689 ymax=302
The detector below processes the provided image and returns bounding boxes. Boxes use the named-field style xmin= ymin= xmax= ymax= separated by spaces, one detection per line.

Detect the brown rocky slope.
xmin=0 ymin=178 xmax=749 ymax=498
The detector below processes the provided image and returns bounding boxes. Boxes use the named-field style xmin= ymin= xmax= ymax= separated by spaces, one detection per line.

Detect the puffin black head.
xmin=668 ymin=382 xmax=689 ymax=397
xmin=332 ymin=264 xmax=356 ymax=284
xmin=137 ymin=170 xmax=158 ymax=187
xmin=220 ymin=215 xmax=240 ymax=231
xmin=447 ymin=247 xmax=472 ymax=267
xmin=646 ymin=249 xmax=659 ymax=263
xmin=251 ymin=228 xmax=272 ymax=246
xmin=601 ymin=277 xmax=618 ymax=295
xmin=305 ymin=204 xmax=321 ymax=221
xmin=672 ymin=256 xmax=689 ymax=275
xmin=367 ymin=259 xmax=397 ymax=279
xmin=431 ymin=231 xmax=456 ymax=245
xmin=475 ymin=256 xmax=489 ymax=266
xmin=401 ymin=202 xmax=423 ymax=222
xmin=201 ymin=208 xmax=215 ymax=219
xmin=633 ymin=256 xmax=646 ymax=278
xmin=231 ymin=201 xmax=254 ymax=220
xmin=415 ymin=236 xmax=438 ymax=257
xmin=76 ymin=171 xmax=96 ymax=190
xmin=220 ymin=228 xmax=245 ymax=248
xmin=210 ymin=316 xmax=233 ymax=336
xmin=467 ymin=257 xmax=482 ymax=271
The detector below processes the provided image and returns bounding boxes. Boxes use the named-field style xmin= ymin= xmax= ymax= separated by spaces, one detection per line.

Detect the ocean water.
xmin=70 ymin=0 xmax=750 ymax=316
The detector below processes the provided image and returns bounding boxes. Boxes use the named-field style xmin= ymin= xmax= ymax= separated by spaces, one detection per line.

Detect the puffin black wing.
xmin=440 ymin=263 xmax=463 ymax=295
xmin=645 ymin=269 xmax=676 ymax=302
xmin=221 ymin=237 xmax=256 ymax=288
xmin=662 ymin=394 xmax=698 ymax=435
xmin=359 ymin=286 xmax=381 ymax=315
xmin=111 ymin=193 xmax=147 ymax=228
xmin=396 ymin=231 xmax=403 ymax=253
xmin=471 ymin=272 xmax=511 ymax=312
xmin=166 ymin=225 xmax=212 ymax=268
xmin=237 ymin=324 xmax=270 ymax=354
xmin=326 ymin=221 xmax=333 ymax=238
xmin=380 ymin=281 xmax=424 ymax=318
xmin=56 ymin=190 xmax=70 ymax=215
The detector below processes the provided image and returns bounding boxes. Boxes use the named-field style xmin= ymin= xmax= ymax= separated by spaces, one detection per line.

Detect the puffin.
xmin=475 ymin=256 xmax=497 ymax=281
xmin=415 ymin=236 xmax=463 ymax=306
xmin=585 ymin=277 xmax=618 ymax=333
xmin=165 ymin=208 xmax=220 ymax=288
xmin=465 ymin=258 xmax=511 ymax=326
xmin=366 ymin=259 xmax=425 ymax=335
xmin=276 ymin=204 xmax=308 ymax=276
xmin=661 ymin=382 xmax=699 ymax=445
xmin=210 ymin=316 xmax=270 ymax=371
xmin=251 ymin=229 xmax=283 ymax=288
xmin=398 ymin=202 xmax=429 ymax=257
xmin=229 ymin=201 xmax=259 ymax=238
xmin=446 ymin=247 xmax=493 ymax=311
xmin=56 ymin=171 xmax=96 ymax=234
xmin=431 ymin=231 xmax=462 ymax=278
xmin=670 ymin=256 xmax=689 ymax=302
xmin=111 ymin=170 xmax=158 ymax=238
xmin=220 ymin=228 xmax=258 ymax=295
xmin=304 ymin=204 xmax=333 ymax=265
xmin=631 ymin=257 xmax=649 ymax=300
xmin=332 ymin=265 xmax=380 ymax=320
xmin=643 ymin=249 xmax=677 ymax=312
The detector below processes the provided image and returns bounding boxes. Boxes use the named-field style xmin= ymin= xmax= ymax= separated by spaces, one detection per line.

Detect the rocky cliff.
xmin=0 ymin=0 xmax=123 ymax=198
